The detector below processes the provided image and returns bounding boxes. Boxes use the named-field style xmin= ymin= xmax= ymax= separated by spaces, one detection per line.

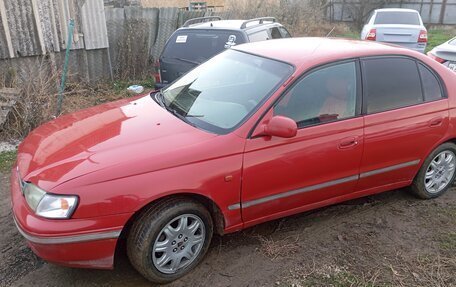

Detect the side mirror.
xmin=258 ymin=116 xmax=297 ymax=138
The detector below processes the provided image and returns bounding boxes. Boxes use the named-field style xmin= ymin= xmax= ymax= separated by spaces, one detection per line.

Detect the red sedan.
xmin=11 ymin=38 xmax=456 ymax=283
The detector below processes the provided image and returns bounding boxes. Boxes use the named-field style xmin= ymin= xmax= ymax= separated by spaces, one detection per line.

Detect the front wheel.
xmin=127 ymin=197 xmax=213 ymax=284
xmin=411 ymin=143 xmax=456 ymax=199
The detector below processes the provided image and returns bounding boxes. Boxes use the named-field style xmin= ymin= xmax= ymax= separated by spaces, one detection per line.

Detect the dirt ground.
xmin=1 ymin=171 xmax=455 ymax=287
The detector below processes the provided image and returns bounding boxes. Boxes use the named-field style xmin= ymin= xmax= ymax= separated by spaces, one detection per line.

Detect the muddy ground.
xmin=1 ymin=171 xmax=455 ymax=287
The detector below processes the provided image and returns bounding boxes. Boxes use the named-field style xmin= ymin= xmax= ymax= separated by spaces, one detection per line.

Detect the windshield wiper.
xmin=169 ymin=107 xmax=199 ymax=127
xmin=165 ymin=57 xmax=201 ymax=65
xmin=152 ymin=90 xmax=202 ymax=125
xmin=152 ymin=90 xmax=166 ymax=107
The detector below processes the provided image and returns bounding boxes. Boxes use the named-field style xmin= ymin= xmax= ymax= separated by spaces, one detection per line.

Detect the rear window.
xmin=418 ymin=64 xmax=443 ymax=101
xmin=374 ymin=11 xmax=421 ymax=25
xmin=449 ymin=38 xmax=456 ymax=46
xmin=162 ymin=31 xmax=245 ymax=62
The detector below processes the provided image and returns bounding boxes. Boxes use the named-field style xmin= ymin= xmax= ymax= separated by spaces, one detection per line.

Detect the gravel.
xmin=0 ymin=141 xmax=19 ymax=153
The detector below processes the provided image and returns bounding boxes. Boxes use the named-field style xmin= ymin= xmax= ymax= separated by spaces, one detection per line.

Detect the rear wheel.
xmin=127 ymin=197 xmax=213 ymax=284
xmin=411 ymin=143 xmax=456 ymax=199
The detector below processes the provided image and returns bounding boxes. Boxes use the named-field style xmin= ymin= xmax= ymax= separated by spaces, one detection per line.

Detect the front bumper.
xmin=10 ymin=167 xmax=133 ymax=269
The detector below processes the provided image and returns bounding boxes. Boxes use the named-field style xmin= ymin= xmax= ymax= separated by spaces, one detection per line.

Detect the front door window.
xmin=274 ymin=62 xmax=357 ymax=128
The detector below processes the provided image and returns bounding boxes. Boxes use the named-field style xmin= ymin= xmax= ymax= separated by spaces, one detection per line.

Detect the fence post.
xmin=439 ymin=0 xmax=448 ymax=24
xmin=56 ymin=19 xmax=75 ymax=117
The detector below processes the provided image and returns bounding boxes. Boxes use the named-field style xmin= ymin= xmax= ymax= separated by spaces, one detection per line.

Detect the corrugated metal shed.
xmin=0 ymin=1 xmax=11 ymax=59
xmin=81 ymin=0 xmax=109 ymax=50
xmin=3 ymin=0 xmax=41 ymax=57
xmin=152 ymin=7 xmax=179 ymax=59
xmin=0 ymin=0 xmax=109 ymax=59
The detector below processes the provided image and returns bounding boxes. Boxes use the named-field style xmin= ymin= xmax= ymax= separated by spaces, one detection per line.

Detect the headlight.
xmin=23 ymin=183 xmax=78 ymax=219
xmin=36 ymin=194 xmax=78 ymax=219
xmin=23 ymin=183 xmax=46 ymax=211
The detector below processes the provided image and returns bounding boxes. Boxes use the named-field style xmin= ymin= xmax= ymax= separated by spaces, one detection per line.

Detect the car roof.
xmin=375 ymin=8 xmax=419 ymax=13
xmin=233 ymin=37 xmax=421 ymax=68
xmin=185 ymin=19 xmax=279 ymax=30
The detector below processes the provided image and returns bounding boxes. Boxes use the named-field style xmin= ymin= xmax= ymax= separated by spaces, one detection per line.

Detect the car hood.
xmin=17 ymin=94 xmax=219 ymax=191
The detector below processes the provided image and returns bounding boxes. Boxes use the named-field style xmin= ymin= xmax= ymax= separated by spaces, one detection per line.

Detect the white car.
xmin=428 ymin=37 xmax=456 ymax=72
xmin=361 ymin=8 xmax=427 ymax=53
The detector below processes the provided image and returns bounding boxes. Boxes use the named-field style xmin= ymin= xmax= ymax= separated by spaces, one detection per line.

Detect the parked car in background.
xmin=12 ymin=38 xmax=456 ymax=284
xmin=154 ymin=16 xmax=292 ymax=89
xmin=361 ymin=8 xmax=427 ymax=53
xmin=428 ymin=36 xmax=456 ymax=72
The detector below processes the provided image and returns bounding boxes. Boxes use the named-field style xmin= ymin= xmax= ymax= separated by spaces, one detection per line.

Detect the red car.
xmin=11 ymin=38 xmax=456 ymax=283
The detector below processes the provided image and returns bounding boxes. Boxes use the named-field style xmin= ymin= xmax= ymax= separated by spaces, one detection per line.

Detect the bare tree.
xmin=343 ymin=0 xmax=395 ymax=29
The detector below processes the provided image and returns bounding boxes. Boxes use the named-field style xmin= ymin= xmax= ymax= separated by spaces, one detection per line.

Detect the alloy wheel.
xmin=152 ymin=214 xmax=205 ymax=274
xmin=424 ymin=150 xmax=456 ymax=194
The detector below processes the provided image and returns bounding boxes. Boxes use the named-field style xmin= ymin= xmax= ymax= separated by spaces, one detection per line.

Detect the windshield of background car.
xmin=162 ymin=30 xmax=246 ymax=63
xmin=161 ymin=49 xmax=293 ymax=134
xmin=374 ymin=11 xmax=421 ymax=25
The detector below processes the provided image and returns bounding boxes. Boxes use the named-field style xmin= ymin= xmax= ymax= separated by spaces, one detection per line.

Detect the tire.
xmin=127 ymin=197 xmax=213 ymax=284
xmin=411 ymin=142 xmax=456 ymax=199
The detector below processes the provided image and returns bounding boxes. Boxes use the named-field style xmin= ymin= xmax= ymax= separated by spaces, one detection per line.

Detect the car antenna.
xmin=326 ymin=26 xmax=335 ymax=37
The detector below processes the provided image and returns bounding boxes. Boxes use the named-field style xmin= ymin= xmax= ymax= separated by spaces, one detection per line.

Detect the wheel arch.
xmin=413 ymin=138 xmax=456 ymax=179
xmin=118 ymin=193 xmax=226 ymax=244
xmin=113 ymin=193 xmax=226 ymax=266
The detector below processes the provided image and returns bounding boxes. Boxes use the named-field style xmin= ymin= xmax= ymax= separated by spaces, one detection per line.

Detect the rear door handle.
xmin=429 ymin=117 xmax=443 ymax=127
xmin=339 ymin=137 xmax=358 ymax=149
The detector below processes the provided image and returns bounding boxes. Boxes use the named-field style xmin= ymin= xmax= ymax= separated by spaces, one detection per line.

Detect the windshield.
xmin=450 ymin=38 xmax=456 ymax=46
xmin=160 ymin=50 xmax=293 ymax=134
xmin=162 ymin=31 xmax=245 ymax=63
xmin=374 ymin=11 xmax=421 ymax=25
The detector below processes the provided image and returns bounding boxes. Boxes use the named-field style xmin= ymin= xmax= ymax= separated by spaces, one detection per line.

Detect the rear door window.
xmin=270 ymin=27 xmax=282 ymax=39
xmin=279 ymin=27 xmax=292 ymax=38
xmin=374 ymin=11 xmax=421 ymax=25
xmin=418 ymin=63 xmax=443 ymax=101
xmin=362 ymin=57 xmax=423 ymax=114
xmin=162 ymin=31 xmax=245 ymax=63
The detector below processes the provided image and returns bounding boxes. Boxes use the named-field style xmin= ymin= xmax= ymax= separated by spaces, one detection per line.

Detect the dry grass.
xmin=0 ymin=58 xmax=59 ymax=140
xmin=256 ymin=235 xmax=300 ymax=260
xmin=224 ymin=0 xmax=353 ymax=37
xmin=0 ymin=57 xmax=135 ymax=141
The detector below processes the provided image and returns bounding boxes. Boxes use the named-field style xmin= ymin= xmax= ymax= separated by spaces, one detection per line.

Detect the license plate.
xmin=449 ymin=62 xmax=456 ymax=72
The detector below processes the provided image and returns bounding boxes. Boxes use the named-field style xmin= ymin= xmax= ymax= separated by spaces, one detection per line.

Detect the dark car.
xmin=154 ymin=16 xmax=292 ymax=89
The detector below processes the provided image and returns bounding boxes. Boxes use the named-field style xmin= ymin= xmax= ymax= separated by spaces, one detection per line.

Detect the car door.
xmin=240 ymin=61 xmax=364 ymax=225
xmin=357 ymin=57 xmax=449 ymax=192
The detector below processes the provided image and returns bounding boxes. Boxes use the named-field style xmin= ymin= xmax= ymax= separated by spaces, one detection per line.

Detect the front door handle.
xmin=339 ymin=137 xmax=358 ymax=149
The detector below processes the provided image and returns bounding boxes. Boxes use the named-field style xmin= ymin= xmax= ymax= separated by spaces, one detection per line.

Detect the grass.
xmin=426 ymin=29 xmax=454 ymax=53
xmin=335 ymin=31 xmax=359 ymax=39
xmin=439 ymin=232 xmax=456 ymax=252
xmin=0 ymin=150 xmax=17 ymax=173
xmin=286 ymin=271 xmax=390 ymax=287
